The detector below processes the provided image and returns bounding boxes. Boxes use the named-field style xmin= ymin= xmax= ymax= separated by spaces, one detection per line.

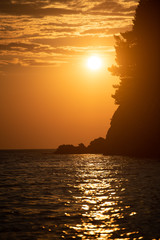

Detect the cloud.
xmin=0 ymin=0 xmax=80 ymax=17
xmin=81 ymin=25 xmax=131 ymax=35
xmin=0 ymin=42 xmax=41 ymax=52
xmin=91 ymin=0 xmax=135 ymax=12
xmin=32 ymin=35 xmax=114 ymax=48
xmin=0 ymin=42 xmax=83 ymax=57
xmin=44 ymin=22 xmax=82 ymax=27
xmin=41 ymin=27 xmax=76 ymax=33
xmin=0 ymin=0 xmax=138 ymax=70
xmin=0 ymin=0 xmax=138 ymax=17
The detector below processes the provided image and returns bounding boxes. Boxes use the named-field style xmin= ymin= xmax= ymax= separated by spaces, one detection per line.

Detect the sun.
xmin=87 ymin=55 xmax=102 ymax=71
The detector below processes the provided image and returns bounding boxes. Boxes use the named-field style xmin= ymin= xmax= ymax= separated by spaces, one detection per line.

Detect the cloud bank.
xmin=0 ymin=0 xmax=138 ymax=69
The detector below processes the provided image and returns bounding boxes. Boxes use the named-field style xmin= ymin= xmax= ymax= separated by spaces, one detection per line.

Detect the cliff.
xmin=104 ymin=0 xmax=160 ymax=157
xmin=55 ymin=137 xmax=106 ymax=154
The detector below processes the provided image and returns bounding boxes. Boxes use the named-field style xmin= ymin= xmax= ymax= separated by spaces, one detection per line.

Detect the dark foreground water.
xmin=0 ymin=150 xmax=160 ymax=240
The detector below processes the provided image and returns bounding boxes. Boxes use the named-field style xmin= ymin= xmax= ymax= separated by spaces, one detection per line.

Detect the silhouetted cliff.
xmin=105 ymin=0 xmax=160 ymax=157
xmin=55 ymin=143 xmax=87 ymax=154
xmin=87 ymin=137 xmax=106 ymax=154
xmin=55 ymin=137 xmax=105 ymax=154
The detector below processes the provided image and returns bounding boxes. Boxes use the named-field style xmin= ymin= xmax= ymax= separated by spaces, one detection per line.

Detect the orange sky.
xmin=0 ymin=0 xmax=138 ymax=149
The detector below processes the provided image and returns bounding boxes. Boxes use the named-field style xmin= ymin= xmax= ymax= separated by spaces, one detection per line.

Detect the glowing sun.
xmin=87 ymin=56 xmax=102 ymax=70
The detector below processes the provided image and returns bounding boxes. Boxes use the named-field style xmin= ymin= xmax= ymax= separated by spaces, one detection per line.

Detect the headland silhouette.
xmin=56 ymin=0 xmax=160 ymax=157
xmin=55 ymin=137 xmax=106 ymax=154
xmin=104 ymin=0 xmax=160 ymax=157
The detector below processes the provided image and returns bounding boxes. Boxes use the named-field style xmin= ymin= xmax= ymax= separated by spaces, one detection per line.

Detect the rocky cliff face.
xmin=105 ymin=102 xmax=160 ymax=157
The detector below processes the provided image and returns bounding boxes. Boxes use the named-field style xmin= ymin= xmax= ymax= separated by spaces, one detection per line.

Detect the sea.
xmin=0 ymin=150 xmax=160 ymax=240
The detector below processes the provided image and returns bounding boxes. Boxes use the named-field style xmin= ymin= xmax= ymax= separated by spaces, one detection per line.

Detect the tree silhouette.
xmin=105 ymin=0 xmax=160 ymax=157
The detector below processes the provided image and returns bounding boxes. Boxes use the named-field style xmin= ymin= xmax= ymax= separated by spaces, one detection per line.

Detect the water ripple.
xmin=0 ymin=151 xmax=160 ymax=239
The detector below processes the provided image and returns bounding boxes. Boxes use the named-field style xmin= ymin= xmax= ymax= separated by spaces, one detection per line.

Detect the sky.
xmin=0 ymin=0 xmax=138 ymax=149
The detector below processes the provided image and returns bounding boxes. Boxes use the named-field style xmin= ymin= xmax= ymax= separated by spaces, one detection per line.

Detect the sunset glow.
xmin=0 ymin=0 xmax=138 ymax=149
xmin=87 ymin=56 xmax=102 ymax=71
xmin=1 ymin=0 xmax=160 ymax=239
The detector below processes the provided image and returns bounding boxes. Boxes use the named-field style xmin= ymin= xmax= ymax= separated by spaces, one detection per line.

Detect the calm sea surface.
xmin=0 ymin=150 xmax=160 ymax=240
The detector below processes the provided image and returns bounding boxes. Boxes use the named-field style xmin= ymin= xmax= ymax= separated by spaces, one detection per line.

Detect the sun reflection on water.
xmin=1 ymin=153 xmax=160 ymax=240
xmin=60 ymin=158 xmax=142 ymax=240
